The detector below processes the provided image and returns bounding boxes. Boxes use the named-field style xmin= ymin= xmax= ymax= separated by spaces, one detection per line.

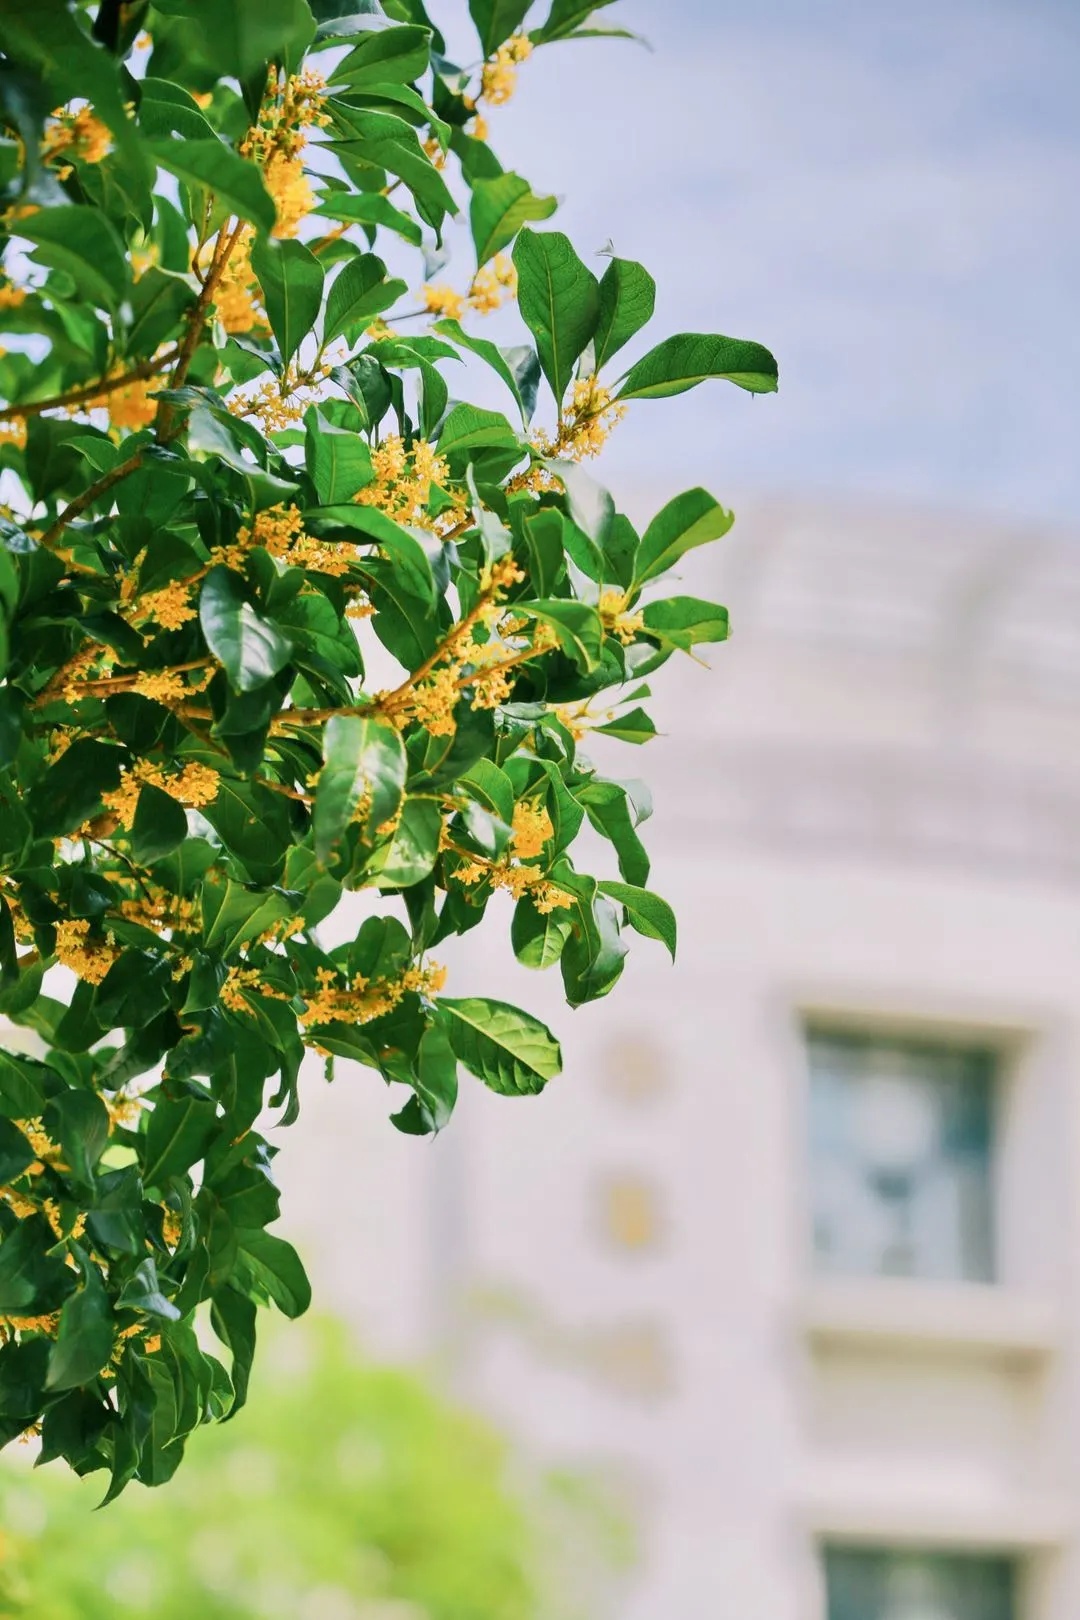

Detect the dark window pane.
xmin=825 ymin=1547 xmax=1015 ymax=1620
xmin=807 ymin=1030 xmax=996 ymax=1282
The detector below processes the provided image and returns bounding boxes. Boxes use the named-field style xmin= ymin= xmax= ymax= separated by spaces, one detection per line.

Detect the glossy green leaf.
xmin=470 ymin=172 xmax=557 ymax=267
xmin=18 ymin=207 xmax=128 ymax=312
xmin=315 ymin=713 xmax=407 ymax=863
xmin=199 ymin=567 xmax=295 ymax=693
xmin=131 ymin=784 xmax=189 ymax=865
xmin=322 ymin=254 xmax=407 ymax=347
xmin=597 ymin=880 xmax=676 ymax=959
xmin=251 ymin=238 xmax=325 ymax=365
xmin=633 ymin=488 xmax=735 ymax=586
xmin=513 ymin=229 xmax=600 ymax=402
xmin=147 ymin=139 xmax=277 ymax=236
xmin=469 ymin=0 xmax=532 ymax=54
xmin=617 ymin=331 xmax=779 ymax=400
xmin=142 ymin=1098 xmax=219 ymax=1189
xmin=591 ymin=256 xmax=655 ymax=370
xmin=440 ymin=998 xmax=562 ymax=1096
xmin=46 ymin=1263 xmax=114 ymax=1392
xmin=152 ymin=0 xmax=316 ymax=80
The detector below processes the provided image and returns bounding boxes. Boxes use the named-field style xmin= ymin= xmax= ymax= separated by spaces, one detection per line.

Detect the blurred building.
xmin=280 ymin=497 xmax=1080 ymax=1619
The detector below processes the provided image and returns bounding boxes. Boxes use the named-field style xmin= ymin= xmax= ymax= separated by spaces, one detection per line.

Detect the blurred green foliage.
xmin=0 ymin=1316 xmax=616 ymax=1619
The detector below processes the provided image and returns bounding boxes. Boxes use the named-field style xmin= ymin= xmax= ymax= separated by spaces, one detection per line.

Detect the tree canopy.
xmin=0 ymin=0 xmax=776 ymax=1494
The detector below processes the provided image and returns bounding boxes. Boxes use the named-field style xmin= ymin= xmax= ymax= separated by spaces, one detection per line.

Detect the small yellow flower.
xmin=421 ymin=283 xmax=465 ymax=321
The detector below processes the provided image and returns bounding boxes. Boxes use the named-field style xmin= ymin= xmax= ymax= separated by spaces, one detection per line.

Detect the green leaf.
xmin=440 ymin=998 xmax=562 ymax=1096
xmin=469 ymin=0 xmax=532 ymax=54
xmin=305 ymin=503 xmax=435 ymax=600
xmin=470 ymin=172 xmax=557 ymax=267
xmin=27 ymin=739 xmax=125 ymax=838
xmin=236 ymin=1230 xmax=311 ymax=1318
xmin=370 ymin=797 xmax=442 ymax=887
xmin=330 ymin=24 xmax=432 ymax=89
xmin=513 ymin=229 xmax=600 ymax=403
xmin=525 ymin=600 xmax=603 ymax=671
xmin=403 ymin=1022 xmax=458 ymax=1134
xmin=543 ymin=457 xmax=614 ymax=545
xmin=199 ymin=567 xmax=295 ymax=693
xmin=437 ymin=403 xmax=520 ymax=458
xmin=0 ymin=1218 xmax=72 ymax=1315
xmin=315 ymin=713 xmax=407 ymax=864
xmin=431 ymin=319 xmax=537 ymax=425
xmin=18 ymin=207 xmax=128 ymax=312
xmin=116 ymin=1258 xmax=182 ymax=1322
xmin=591 ymin=256 xmax=655 ymax=370
xmin=200 ymin=777 xmax=292 ymax=885
xmin=152 ymin=0 xmax=316 ymax=81
xmin=202 ymin=879 xmax=295 ymax=957
xmin=250 ymin=238 xmax=325 ymax=365
xmin=597 ymin=880 xmax=676 ymax=959
xmin=328 ymin=105 xmax=457 ymax=225
xmin=633 ymin=488 xmax=735 ymax=586
xmin=322 ymin=253 xmax=407 ymax=348
xmin=131 ymin=784 xmax=189 ymax=865
xmin=305 ymin=412 xmax=375 ymax=506
xmin=532 ymin=0 xmax=622 ymax=41
xmin=641 ymin=595 xmax=730 ymax=649
xmin=592 ymin=705 xmax=657 ymax=744
xmin=46 ymin=1263 xmax=114 ymax=1392
xmin=575 ymin=777 xmax=651 ymax=885
xmin=511 ymin=897 xmax=574 ymax=969
xmin=146 ymin=139 xmax=277 ymax=236
xmin=0 ymin=1118 xmax=36 ymax=1182
xmin=209 ymin=1287 xmax=256 ymax=1415
xmin=312 ymin=189 xmax=422 ymax=246
xmin=617 ymin=332 xmax=779 ymax=400
xmin=142 ymin=1097 xmax=219 ymax=1188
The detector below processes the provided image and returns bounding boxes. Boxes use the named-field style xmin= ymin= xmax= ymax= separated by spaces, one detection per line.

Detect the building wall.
xmin=279 ymin=498 xmax=1080 ymax=1618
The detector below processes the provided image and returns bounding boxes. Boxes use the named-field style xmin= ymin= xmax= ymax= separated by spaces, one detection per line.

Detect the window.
xmin=824 ymin=1547 xmax=1015 ymax=1620
xmin=807 ymin=1030 xmax=996 ymax=1283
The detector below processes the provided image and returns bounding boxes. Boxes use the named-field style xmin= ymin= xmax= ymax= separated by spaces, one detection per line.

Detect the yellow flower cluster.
xmin=598 ymin=588 xmax=644 ymax=645
xmin=133 ymin=669 xmax=188 ymax=706
xmin=0 ymin=1313 xmax=60 ymax=1339
xmin=54 ymin=918 xmax=119 ymax=985
xmin=139 ymin=579 xmax=198 ymax=632
xmin=241 ymin=68 xmax=328 ymax=239
xmin=534 ymin=377 xmax=626 ymax=462
xmin=102 ymin=760 xmax=220 ymax=829
xmin=213 ymin=233 xmax=268 ymax=335
xmin=457 ymin=856 xmax=570 ymax=913
xmin=423 ymin=256 xmax=517 ymax=322
xmin=15 ymin=1118 xmax=65 ymax=1171
xmin=43 ymin=1199 xmax=87 ymax=1242
xmin=229 ymin=359 xmax=332 ymax=432
xmin=421 ymin=283 xmax=464 ymax=320
xmin=0 ymin=419 xmax=26 ymax=450
xmin=161 ymin=1206 xmax=183 ymax=1248
xmin=266 ymin=151 xmax=316 ymax=239
xmin=93 ymin=374 xmax=158 ymax=432
xmin=0 ymin=281 xmax=26 ymax=310
xmin=355 ymin=435 xmax=454 ymax=528
xmin=41 ymin=106 xmax=111 ymax=168
xmin=480 ymin=34 xmax=534 ymax=107
xmin=299 ymin=960 xmax=447 ymax=1032
xmin=510 ymin=800 xmax=554 ymax=858
xmin=230 ymin=502 xmax=353 ymax=576
xmin=467 ymin=254 xmax=517 ymax=313
xmin=220 ymin=965 xmax=289 ymax=1015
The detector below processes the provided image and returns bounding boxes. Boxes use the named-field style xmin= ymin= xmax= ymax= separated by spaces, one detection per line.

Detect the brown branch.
xmin=2 ymin=348 xmax=181 ymax=423
xmin=37 ymin=450 xmax=145 ymax=554
xmin=156 ymin=218 xmax=248 ymax=443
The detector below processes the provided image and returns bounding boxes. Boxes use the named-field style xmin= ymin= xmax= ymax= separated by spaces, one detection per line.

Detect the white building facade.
xmin=284 ymin=496 xmax=1080 ymax=1620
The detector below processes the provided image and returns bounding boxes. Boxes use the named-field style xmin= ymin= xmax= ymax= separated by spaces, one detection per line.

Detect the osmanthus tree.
xmin=0 ymin=0 xmax=777 ymax=1493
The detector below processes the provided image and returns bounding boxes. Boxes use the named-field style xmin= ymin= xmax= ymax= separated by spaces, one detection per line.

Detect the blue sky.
xmin=436 ymin=0 xmax=1080 ymax=526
